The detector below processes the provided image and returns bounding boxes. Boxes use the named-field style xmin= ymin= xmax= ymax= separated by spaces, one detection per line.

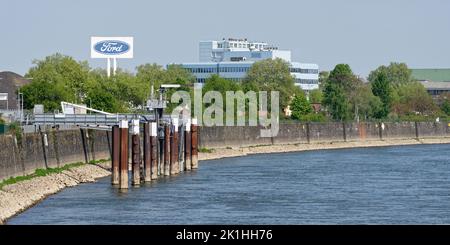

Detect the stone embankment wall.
xmin=0 ymin=129 xmax=110 ymax=181
xmin=1 ymin=122 xmax=449 ymax=182
xmin=198 ymin=122 xmax=450 ymax=148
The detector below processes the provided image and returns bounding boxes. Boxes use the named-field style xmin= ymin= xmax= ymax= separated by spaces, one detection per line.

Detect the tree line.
xmin=320 ymin=63 xmax=449 ymax=122
xmin=22 ymin=54 xmax=195 ymax=113
xmin=20 ymin=53 xmax=450 ymax=122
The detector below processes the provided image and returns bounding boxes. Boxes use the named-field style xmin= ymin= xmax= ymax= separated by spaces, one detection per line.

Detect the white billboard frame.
xmin=90 ymin=36 xmax=134 ymax=77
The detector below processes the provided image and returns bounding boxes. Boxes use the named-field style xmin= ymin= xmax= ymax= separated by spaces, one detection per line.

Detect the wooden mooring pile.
xmin=111 ymin=118 xmax=199 ymax=189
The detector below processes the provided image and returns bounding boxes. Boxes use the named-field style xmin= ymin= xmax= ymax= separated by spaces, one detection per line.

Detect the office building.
xmin=175 ymin=38 xmax=319 ymax=91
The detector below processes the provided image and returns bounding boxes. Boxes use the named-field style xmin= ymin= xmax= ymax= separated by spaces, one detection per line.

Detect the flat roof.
xmin=177 ymin=61 xmax=318 ymax=67
xmin=411 ymin=68 xmax=450 ymax=82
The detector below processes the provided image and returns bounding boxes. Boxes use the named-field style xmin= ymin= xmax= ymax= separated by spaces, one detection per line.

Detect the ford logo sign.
xmin=94 ymin=40 xmax=130 ymax=55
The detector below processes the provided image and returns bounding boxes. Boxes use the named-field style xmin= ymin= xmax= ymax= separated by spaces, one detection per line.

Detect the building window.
xmin=295 ymin=79 xmax=319 ymax=84
xmin=289 ymin=68 xmax=319 ymax=74
xmin=251 ymin=53 xmax=261 ymax=58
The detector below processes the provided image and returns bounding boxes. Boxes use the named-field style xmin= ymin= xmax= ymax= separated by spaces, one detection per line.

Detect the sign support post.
xmin=107 ymin=58 xmax=111 ymax=77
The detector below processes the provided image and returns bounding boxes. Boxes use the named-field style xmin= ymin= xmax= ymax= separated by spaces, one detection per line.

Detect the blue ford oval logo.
xmin=94 ymin=40 xmax=130 ymax=55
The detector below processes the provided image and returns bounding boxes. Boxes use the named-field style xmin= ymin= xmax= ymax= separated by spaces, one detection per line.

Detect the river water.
xmin=8 ymin=144 xmax=450 ymax=224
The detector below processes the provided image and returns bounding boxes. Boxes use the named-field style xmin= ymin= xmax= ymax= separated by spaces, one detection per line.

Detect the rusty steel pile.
xmin=111 ymin=117 xmax=199 ymax=189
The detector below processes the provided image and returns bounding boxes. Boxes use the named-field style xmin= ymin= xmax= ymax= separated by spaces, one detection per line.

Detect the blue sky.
xmin=1 ymin=0 xmax=449 ymax=77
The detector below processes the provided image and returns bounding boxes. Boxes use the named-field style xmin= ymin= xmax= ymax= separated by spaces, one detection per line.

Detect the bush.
xmin=441 ymin=100 xmax=450 ymax=115
xmin=398 ymin=113 xmax=438 ymax=122
xmin=299 ymin=113 xmax=328 ymax=122
xmin=290 ymin=92 xmax=312 ymax=120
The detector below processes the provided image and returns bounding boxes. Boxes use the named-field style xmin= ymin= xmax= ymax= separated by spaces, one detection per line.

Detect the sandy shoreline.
xmin=1 ymin=137 xmax=449 ymax=224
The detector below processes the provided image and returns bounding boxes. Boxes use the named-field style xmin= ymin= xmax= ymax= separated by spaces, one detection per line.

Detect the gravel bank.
xmin=0 ymin=163 xmax=110 ymax=224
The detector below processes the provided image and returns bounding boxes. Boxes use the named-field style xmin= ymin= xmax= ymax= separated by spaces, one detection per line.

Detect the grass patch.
xmin=198 ymin=147 xmax=214 ymax=153
xmin=0 ymin=162 xmax=85 ymax=190
xmin=88 ymin=158 xmax=110 ymax=165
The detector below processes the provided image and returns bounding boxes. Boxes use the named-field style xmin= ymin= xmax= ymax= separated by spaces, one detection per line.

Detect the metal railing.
xmin=31 ymin=113 xmax=166 ymax=126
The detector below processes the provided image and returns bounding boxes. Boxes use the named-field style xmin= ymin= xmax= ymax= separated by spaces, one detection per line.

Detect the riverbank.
xmin=2 ymin=137 xmax=450 ymax=224
xmin=199 ymin=138 xmax=450 ymax=161
xmin=0 ymin=163 xmax=110 ymax=224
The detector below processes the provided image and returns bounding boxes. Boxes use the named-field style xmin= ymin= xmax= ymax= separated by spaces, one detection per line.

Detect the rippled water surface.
xmin=8 ymin=144 xmax=450 ymax=224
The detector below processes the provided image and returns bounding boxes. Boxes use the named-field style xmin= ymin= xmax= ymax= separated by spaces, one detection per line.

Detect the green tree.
xmin=321 ymin=65 xmax=379 ymax=121
xmin=327 ymin=64 xmax=355 ymax=91
xmin=162 ymin=65 xmax=195 ymax=113
xmin=318 ymin=71 xmax=329 ymax=90
xmin=290 ymin=92 xmax=312 ymax=120
xmin=368 ymin=62 xmax=413 ymax=86
xmin=368 ymin=62 xmax=415 ymax=118
xmin=371 ymin=70 xmax=392 ymax=118
xmin=85 ymin=89 xmax=121 ymax=113
xmin=136 ymin=64 xmax=195 ymax=111
xmin=309 ymin=89 xmax=323 ymax=104
xmin=22 ymin=53 xmax=90 ymax=111
xmin=322 ymin=64 xmax=355 ymax=121
xmin=203 ymin=74 xmax=241 ymax=94
xmin=201 ymin=75 xmax=244 ymax=123
xmin=323 ymin=81 xmax=350 ymax=121
xmin=442 ymin=100 xmax=450 ymax=115
xmin=438 ymin=92 xmax=450 ymax=115
xmin=392 ymin=81 xmax=439 ymax=116
xmin=135 ymin=63 xmax=166 ymax=96
xmin=164 ymin=65 xmax=195 ymax=90
xmin=21 ymin=79 xmax=71 ymax=112
xmin=83 ymin=69 xmax=126 ymax=113
xmin=354 ymin=83 xmax=383 ymax=120
xmin=88 ymin=68 xmax=141 ymax=110
xmin=243 ymin=58 xmax=301 ymax=112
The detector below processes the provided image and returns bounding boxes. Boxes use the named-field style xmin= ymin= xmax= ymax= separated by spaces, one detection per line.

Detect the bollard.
xmin=131 ymin=134 xmax=141 ymax=185
xmin=131 ymin=119 xmax=140 ymax=186
xmin=178 ymin=122 xmax=184 ymax=173
xmin=184 ymin=118 xmax=192 ymax=171
xmin=415 ymin=121 xmax=419 ymax=140
xmin=171 ymin=118 xmax=179 ymax=175
xmin=143 ymin=123 xmax=151 ymax=182
xmin=150 ymin=122 xmax=158 ymax=180
xmin=306 ymin=122 xmax=311 ymax=144
xmin=119 ymin=120 xmax=129 ymax=189
xmin=158 ymin=124 xmax=164 ymax=176
xmin=164 ymin=124 xmax=170 ymax=176
xmin=191 ymin=118 xmax=199 ymax=169
xmin=111 ymin=125 xmax=120 ymax=185
xmin=342 ymin=122 xmax=347 ymax=142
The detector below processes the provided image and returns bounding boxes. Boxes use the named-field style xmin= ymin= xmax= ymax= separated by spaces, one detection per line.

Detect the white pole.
xmin=21 ymin=93 xmax=24 ymax=123
xmin=107 ymin=58 xmax=111 ymax=77
xmin=113 ymin=58 xmax=117 ymax=76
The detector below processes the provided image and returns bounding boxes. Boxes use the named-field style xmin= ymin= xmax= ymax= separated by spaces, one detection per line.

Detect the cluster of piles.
xmin=111 ymin=118 xmax=199 ymax=189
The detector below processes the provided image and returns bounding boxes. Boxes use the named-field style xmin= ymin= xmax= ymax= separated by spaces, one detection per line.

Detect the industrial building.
xmin=175 ymin=38 xmax=319 ymax=91
xmin=411 ymin=68 xmax=450 ymax=97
